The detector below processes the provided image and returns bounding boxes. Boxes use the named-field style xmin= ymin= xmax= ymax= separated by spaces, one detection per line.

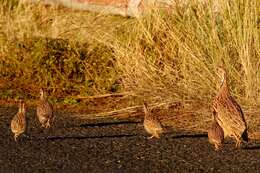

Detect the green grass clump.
xmin=1 ymin=37 xmax=119 ymax=99
xmin=0 ymin=0 xmax=126 ymax=100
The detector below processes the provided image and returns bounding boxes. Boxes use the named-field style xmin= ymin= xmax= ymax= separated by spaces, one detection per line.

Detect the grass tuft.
xmin=0 ymin=0 xmax=259 ymax=132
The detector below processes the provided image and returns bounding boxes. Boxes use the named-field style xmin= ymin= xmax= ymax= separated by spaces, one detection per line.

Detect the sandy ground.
xmin=0 ymin=106 xmax=259 ymax=173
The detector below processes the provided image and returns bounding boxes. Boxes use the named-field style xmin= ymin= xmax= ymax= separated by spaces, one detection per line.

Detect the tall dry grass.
xmin=111 ymin=0 xmax=259 ymax=108
xmin=108 ymin=0 xmax=259 ymax=131
xmin=0 ymin=0 xmax=259 ymax=131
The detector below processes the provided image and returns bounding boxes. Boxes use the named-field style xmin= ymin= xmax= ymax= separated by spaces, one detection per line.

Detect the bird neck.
xmin=145 ymin=112 xmax=153 ymax=120
xmin=213 ymin=113 xmax=217 ymax=121
xmin=22 ymin=104 xmax=25 ymax=114
xmin=19 ymin=106 xmax=23 ymax=113
xmin=143 ymin=104 xmax=150 ymax=119
xmin=218 ymin=73 xmax=230 ymax=96
xmin=40 ymin=95 xmax=46 ymax=100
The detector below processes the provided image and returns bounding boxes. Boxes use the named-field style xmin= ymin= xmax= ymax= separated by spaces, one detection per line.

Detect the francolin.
xmin=143 ymin=102 xmax=163 ymax=139
xmin=208 ymin=112 xmax=224 ymax=151
xmin=212 ymin=66 xmax=248 ymax=148
xmin=37 ymin=88 xmax=54 ymax=128
xmin=11 ymin=100 xmax=26 ymax=141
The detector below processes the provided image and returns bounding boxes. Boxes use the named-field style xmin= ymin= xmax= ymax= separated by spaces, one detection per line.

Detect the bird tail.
xmin=241 ymin=130 xmax=248 ymax=142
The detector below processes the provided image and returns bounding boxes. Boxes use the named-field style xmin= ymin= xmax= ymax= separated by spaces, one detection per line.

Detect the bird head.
xmin=18 ymin=100 xmax=26 ymax=113
xmin=21 ymin=101 xmax=26 ymax=114
xmin=18 ymin=99 xmax=23 ymax=113
xmin=143 ymin=102 xmax=149 ymax=117
xmin=216 ymin=66 xmax=226 ymax=86
xmin=40 ymin=88 xmax=45 ymax=99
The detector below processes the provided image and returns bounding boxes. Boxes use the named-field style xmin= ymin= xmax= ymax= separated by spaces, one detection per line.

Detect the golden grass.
xmin=0 ymin=1 xmax=125 ymax=99
xmin=109 ymin=0 xmax=260 ymax=131
xmin=0 ymin=0 xmax=259 ymax=132
xmin=113 ymin=0 xmax=259 ymax=104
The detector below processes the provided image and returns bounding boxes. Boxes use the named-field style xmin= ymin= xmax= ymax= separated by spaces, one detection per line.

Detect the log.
xmin=20 ymin=0 xmax=219 ymax=17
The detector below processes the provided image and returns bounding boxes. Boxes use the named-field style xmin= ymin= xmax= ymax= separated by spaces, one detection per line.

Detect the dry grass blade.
xmin=0 ymin=0 xmax=259 ymax=133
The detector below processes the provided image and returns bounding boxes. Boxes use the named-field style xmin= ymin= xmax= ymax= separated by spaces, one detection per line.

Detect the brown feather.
xmin=208 ymin=116 xmax=224 ymax=150
xmin=213 ymin=67 xmax=248 ymax=148
xmin=37 ymin=89 xmax=54 ymax=128
xmin=11 ymin=101 xmax=26 ymax=141
xmin=143 ymin=103 xmax=163 ymax=138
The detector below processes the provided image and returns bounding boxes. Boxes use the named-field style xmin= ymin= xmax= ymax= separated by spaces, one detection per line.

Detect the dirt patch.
xmin=0 ymin=106 xmax=259 ymax=172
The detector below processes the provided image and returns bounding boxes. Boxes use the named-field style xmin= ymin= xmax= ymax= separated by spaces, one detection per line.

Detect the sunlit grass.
xmin=0 ymin=0 xmax=127 ymax=99
xmin=0 ymin=0 xmax=259 ymax=132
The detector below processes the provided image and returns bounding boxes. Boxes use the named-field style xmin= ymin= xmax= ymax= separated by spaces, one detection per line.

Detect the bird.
xmin=143 ymin=102 xmax=163 ymax=139
xmin=208 ymin=112 xmax=224 ymax=151
xmin=212 ymin=66 xmax=248 ymax=148
xmin=37 ymin=88 xmax=54 ymax=128
xmin=11 ymin=100 xmax=26 ymax=141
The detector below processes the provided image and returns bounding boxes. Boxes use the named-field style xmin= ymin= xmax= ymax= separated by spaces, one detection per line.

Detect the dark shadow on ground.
xmin=0 ymin=106 xmax=259 ymax=173
xmin=43 ymin=134 xmax=138 ymax=140
xmin=243 ymin=144 xmax=260 ymax=150
xmin=79 ymin=121 xmax=140 ymax=127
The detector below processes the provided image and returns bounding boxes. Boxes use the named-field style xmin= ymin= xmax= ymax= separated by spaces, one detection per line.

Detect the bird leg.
xmin=42 ymin=120 xmax=50 ymax=128
xmin=45 ymin=120 xmax=51 ymax=128
xmin=41 ymin=123 xmax=46 ymax=128
xmin=154 ymin=132 xmax=160 ymax=139
xmin=235 ymin=140 xmax=241 ymax=149
xmin=148 ymin=135 xmax=154 ymax=139
xmin=214 ymin=143 xmax=222 ymax=151
xmin=23 ymin=134 xmax=30 ymax=139
xmin=14 ymin=134 xmax=18 ymax=142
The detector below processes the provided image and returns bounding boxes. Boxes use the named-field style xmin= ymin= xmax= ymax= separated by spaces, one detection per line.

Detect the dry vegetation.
xmin=0 ymin=0 xmax=259 ymax=133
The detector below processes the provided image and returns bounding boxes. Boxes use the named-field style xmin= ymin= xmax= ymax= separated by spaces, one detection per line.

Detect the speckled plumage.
xmin=37 ymin=89 xmax=53 ymax=128
xmin=143 ymin=103 xmax=163 ymax=139
xmin=212 ymin=67 xmax=248 ymax=148
xmin=11 ymin=100 xmax=26 ymax=141
xmin=208 ymin=112 xmax=224 ymax=150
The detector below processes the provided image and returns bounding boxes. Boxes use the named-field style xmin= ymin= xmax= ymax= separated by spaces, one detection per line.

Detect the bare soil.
xmin=0 ymin=106 xmax=259 ymax=173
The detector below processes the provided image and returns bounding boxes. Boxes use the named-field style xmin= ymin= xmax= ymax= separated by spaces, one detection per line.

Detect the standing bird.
xmin=208 ymin=112 xmax=224 ymax=151
xmin=212 ymin=66 xmax=248 ymax=148
xmin=37 ymin=88 xmax=54 ymax=128
xmin=11 ymin=100 xmax=26 ymax=141
xmin=143 ymin=102 xmax=163 ymax=139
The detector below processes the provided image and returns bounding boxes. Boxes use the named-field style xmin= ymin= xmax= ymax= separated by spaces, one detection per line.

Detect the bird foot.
xmin=235 ymin=141 xmax=241 ymax=149
xmin=148 ymin=135 xmax=154 ymax=139
xmin=45 ymin=121 xmax=51 ymax=128
xmin=214 ymin=145 xmax=221 ymax=151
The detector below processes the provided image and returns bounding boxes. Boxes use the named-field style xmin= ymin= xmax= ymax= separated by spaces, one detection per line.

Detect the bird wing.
xmin=11 ymin=112 xmax=26 ymax=133
xmin=37 ymin=100 xmax=53 ymax=118
xmin=150 ymin=118 xmax=163 ymax=132
xmin=214 ymin=96 xmax=247 ymax=136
